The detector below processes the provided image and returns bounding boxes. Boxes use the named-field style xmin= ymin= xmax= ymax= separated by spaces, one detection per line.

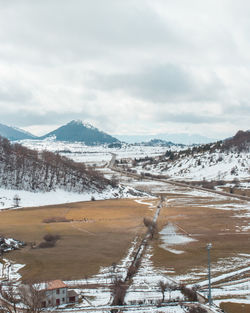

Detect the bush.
xmin=180 ymin=284 xmax=197 ymax=301
xmin=38 ymin=234 xmax=61 ymax=249
xmin=43 ymin=234 xmax=61 ymax=242
xmin=43 ymin=217 xmax=72 ymax=223
xmin=38 ymin=241 xmax=55 ymax=248
xmin=188 ymin=305 xmax=207 ymax=313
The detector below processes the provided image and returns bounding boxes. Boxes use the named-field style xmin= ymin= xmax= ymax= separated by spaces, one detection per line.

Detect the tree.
xmin=143 ymin=217 xmax=157 ymax=239
xmin=111 ymin=277 xmax=127 ymax=306
xmin=0 ymin=282 xmax=19 ymax=313
xmin=0 ymin=281 xmax=46 ymax=313
xmin=18 ymin=283 xmax=46 ymax=313
xmin=13 ymin=195 xmax=20 ymax=207
xmin=158 ymin=280 xmax=167 ymax=302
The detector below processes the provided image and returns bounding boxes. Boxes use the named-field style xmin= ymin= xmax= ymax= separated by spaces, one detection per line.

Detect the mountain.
xmin=115 ymin=133 xmax=216 ymax=145
xmin=137 ymin=138 xmax=184 ymax=147
xmin=40 ymin=120 xmax=120 ymax=145
xmin=0 ymin=123 xmax=36 ymax=141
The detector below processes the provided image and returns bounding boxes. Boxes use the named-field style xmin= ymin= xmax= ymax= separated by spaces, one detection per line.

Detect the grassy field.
xmin=0 ymin=198 xmax=155 ymax=281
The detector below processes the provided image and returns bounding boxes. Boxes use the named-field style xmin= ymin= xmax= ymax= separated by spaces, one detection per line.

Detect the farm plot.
xmin=146 ymin=182 xmax=250 ymax=308
xmin=0 ymin=198 xmax=156 ymax=281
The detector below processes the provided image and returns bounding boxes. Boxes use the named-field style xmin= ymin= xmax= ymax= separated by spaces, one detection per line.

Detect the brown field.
xmin=221 ymin=186 xmax=250 ymax=197
xmin=220 ymin=302 xmax=250 ymax=313
xmin=152 ymin=193 xmax=250 ymax=278
xmin=0 ymin=199 xmax=155 ymax=281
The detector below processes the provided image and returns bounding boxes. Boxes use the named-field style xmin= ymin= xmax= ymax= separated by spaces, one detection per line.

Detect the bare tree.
xmin=111 ymin=278 xmax=127 ymax=306
xmin=13 ymin=195 xmax=20 ymax=207
xmin=166 ymin=282 xmax=176 ymax=301
xmin=18 ymin=283 xmax=46 ymax=313
xmin=143 ymin=217 xmax=157 ymax=239
xmin=0 ymin=281 xmax=46 ymax=313
xmin=0 ymin=282 xmax=20 ymax=313
xmin=158 ymin=280 xmax=167 ymax=302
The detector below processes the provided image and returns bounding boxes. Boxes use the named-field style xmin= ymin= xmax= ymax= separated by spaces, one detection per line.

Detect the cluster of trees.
xmin=0 ymin=136 xmax=110 ymax=192
xmin=0 ymin=281 xmax=45 ymax=313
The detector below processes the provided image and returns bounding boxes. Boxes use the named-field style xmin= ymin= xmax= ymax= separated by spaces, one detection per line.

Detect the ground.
xmin=0 ymin=173 xmax=249 ymax=312
xmin=0 ymin=199 xmax=155 ymax=281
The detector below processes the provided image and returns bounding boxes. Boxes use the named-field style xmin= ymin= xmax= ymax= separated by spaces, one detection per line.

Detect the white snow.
xmin=0 ymin=185 xmax=151 ymax=210
xmin=159 ymin=223 xmax=196 ymax=254
xmin=0 ymin=259 xmax=25 ymax=281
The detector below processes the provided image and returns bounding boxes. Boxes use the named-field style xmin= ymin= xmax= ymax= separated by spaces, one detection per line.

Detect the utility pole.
xmin=206 ymin=243 xmax=212 ymax=306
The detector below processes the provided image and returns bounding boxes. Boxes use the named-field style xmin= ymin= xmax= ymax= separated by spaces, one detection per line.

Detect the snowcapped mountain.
xmin=40 ymin=120 xmax=120 ymax=145
xmin=124 ymin=130 xmax=250 ymax=181
xmin=0 ymin=123 xmax=37 ymax=141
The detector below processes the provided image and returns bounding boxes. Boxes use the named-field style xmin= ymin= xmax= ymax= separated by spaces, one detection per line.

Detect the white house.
xmin=41 ymin=280 xmax=78 ymax=307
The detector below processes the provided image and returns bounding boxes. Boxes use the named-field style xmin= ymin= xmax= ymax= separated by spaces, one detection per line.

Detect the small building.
xmin=41 ymin=280 xmax=78 ymax=307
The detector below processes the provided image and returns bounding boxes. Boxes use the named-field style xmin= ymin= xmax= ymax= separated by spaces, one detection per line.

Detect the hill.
xmin=122 ymin=130 xmax=250 ymax=181
xmin=137 ymin=138 xmax=184 ymax=147
xmin=40 ymin=120 xmax=120 ymax=145
xmin=0 ymin=135 xmax=109 ymax=192
xmin=0 ymin=123 xmax=36 ymax=141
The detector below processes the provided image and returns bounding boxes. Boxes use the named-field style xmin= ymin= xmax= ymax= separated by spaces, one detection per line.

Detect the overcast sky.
xmin=0 ymin=0 xmax=249 ymax=139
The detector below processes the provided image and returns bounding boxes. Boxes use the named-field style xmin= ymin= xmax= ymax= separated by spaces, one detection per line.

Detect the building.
xmin=41 ymin=280 xmax=78 ymax=307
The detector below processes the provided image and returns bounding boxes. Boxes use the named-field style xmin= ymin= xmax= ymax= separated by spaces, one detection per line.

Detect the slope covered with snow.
xmin=127 ymin=131 xmax=250 ymax=181
xmin=0 ymin=136 xmax=110 ymax=193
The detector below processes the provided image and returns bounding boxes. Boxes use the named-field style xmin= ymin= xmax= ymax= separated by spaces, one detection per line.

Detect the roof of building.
xmin=68 ymin=290 xmax=78 ymax=297
xmin=46 ymin=280 xmax=67 ymax=290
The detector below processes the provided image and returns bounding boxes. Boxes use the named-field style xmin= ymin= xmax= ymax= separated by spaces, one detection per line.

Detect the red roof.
xmin=46 ymin=280 xmax=67 ymax=290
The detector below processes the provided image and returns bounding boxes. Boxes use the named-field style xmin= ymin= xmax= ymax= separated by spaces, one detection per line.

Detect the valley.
xmin=0 ymin=132 xmax=249 ymax=313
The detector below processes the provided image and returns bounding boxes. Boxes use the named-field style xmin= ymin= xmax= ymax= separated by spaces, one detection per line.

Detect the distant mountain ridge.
xmin=136 ymin=138 xmax=185 ymax=147
xmin=39 ymin=120 xmax=120 ymax=145
xmin=0 ymin=123 xmax=36 ymax=141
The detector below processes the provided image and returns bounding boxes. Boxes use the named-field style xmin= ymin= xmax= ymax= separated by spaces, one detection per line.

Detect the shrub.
xmin=38 ymin=241 xmax=55 ymax=248
xmin=43 ymin=234 xmax=61 ymax=242
xmin=43 ymin=217 xmax=72 ymax=223
xmin=38 ymin=234 xmax=61 ymax=249
xmin=188 ymin=305 xmax=207 ymax=313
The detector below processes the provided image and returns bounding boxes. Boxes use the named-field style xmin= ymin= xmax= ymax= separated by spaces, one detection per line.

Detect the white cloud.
xmin=0 ymin=0 xmax=249 ymax=139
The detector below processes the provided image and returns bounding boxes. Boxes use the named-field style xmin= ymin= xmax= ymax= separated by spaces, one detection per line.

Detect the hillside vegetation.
xmin=0 ymin=136 xmax=109 ymax=192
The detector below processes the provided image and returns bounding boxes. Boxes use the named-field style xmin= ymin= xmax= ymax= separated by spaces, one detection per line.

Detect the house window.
xmin=62 ymin=298 xmax=65 ymax=302
xmin=56 ymin=289 xmax=60 ymax=294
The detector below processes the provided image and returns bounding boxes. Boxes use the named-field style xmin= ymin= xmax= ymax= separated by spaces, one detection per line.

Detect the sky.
xmin=0 ymin=0 xmax=249 ymax=140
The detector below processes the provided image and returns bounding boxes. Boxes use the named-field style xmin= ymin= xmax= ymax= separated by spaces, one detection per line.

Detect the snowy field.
xmin=1 ymin=141 xmax=249 ymax=311
xmin=0 ymin=185 xmax=152 ymax=210
xmin=18 ymin=138 xmax=170 ymax=165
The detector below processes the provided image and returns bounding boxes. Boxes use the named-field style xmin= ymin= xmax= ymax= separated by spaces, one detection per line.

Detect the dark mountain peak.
xmin=137 ymin=138 xmax=184 ymax=147
xmin=0 ymin=123 xmax=36 ymax=141
xmin=41 ymin=120 xmax=120 ymax=145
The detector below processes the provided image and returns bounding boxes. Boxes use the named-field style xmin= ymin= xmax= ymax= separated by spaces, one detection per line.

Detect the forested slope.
xmin=0 ymin=136 xmax=109 ymax=192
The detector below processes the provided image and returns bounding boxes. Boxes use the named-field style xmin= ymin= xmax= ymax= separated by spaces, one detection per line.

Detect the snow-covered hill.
xmin=125 ymin=131 xmax=250 ymax=182
xmin=0 ymin=135 xmax=110 ymax=193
